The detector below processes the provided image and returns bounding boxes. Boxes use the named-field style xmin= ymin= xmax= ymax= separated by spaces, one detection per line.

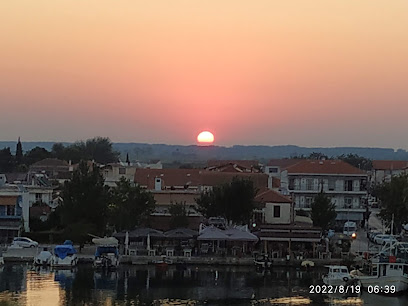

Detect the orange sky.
xmin=1 ymin=1 xmax=408 ymax=148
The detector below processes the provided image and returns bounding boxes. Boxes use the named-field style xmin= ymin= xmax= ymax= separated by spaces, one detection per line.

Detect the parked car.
xmin=373 ymin=234 xmax=397 ymax=245
xmin=12 ymin=237 xmax=39 ymax=248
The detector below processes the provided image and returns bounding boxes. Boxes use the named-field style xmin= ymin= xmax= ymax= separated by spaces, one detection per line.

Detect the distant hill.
xmin=2 ymin=141 xmax=408 ymax=163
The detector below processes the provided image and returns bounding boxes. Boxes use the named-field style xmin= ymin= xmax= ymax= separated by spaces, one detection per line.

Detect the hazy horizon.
xmin=1 ymin=1 xmax=408 ymax=148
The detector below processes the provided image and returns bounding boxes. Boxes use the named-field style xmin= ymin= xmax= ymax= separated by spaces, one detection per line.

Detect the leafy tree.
xmin=0 ymin=147 xmax=13 ymax=172
xmin=196 ymin=177 xmax=258 ymax=224
xmin=60 ymin=161 xmax=109 ymax=235
xmin=338 ymin=154 xmax=373 ymax=171
xmin=108 ymin=177 xmax=155 ymax=231
xmin=377 ymin=174 xmax=408 ymax=233
xmin=85 ymin=137 xmax=119 ymax=164
xmin=310 ymin=191 xmax=337 ymax=231
xmin=63 ymin=142 xmax=85 ymax=164
xmin=24 ymin=147 xmax=52 ymax=165
xmin=51 ymin=143 xmax=66 ymax=160
xmin=307 ymin=152 xmax=329 ymax=160
xmin=51 ymin=137 xmax=119 ymax=164
xmin=169 ymin=202 xmax=189 ymax=229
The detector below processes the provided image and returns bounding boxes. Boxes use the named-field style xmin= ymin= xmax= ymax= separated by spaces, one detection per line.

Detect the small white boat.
xmin=323 ymin=265 xmax=353 ymax=286
xmin=254 ymin=254 xmax=273 ymax=269
xmin=34 ymin=248 xmax=52 ymax=266
xmin=51 ymin=241 xmax=78 ymax=268
xmin=92 ymin=237 xmax=120 ymax=269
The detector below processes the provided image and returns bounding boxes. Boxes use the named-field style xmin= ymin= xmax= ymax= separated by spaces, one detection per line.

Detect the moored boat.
xmin=51 ymin=240 xmax=78 ymax=268
xmin=254 ymin=254 xmax=273 ymax=270
xmin=322 ymin=265 xmax=353 ymax=286
xmin=154 ymin=255 xmax=172 ymax=269
xmin=34 ymin=248 xmax=52 ymax=266
xmin=351 ymin=258 xmax=408 ymax=293
xmin=92 ymin=237 xmax=120 ymax=269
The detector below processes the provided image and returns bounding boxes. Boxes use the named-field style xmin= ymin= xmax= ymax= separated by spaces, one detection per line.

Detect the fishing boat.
xmin=92 ymin=237 xmax=120 ymax=269
xmin=322 ymin=265 xmax=353 ymax=286
xmin=350 ymin=241 xmax=408 ymax=293
xmin=351 ymin=260 xmax=408 ymax=293
xmin=51 ymin=240 xmax=78 ymax=268
xmin=34 ymin=247 xmax=52 ymax=266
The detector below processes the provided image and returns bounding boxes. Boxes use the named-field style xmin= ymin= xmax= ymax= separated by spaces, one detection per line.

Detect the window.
xmin=305 ymin=197 xmax=313 ymax=208
xmin=273 ymin=206 xmax=280 ymax=218
xmin=345 ymin=180 xmax=353 ymax=191
xmin=328 ymin=179 xmax=335 ymax=191
xmin=119 ymin=168 xmax=126 ymax=175
xmin=345 ymin=197 xmax=352 ymax=208
xmin=306 ymin=179 xmax=313 ymax=190
xmin=35 ymin=193 xmax=42 ymax=202
xmin=289 ymin=179 xmax=295 ymax=190
xmin=6 ymin=205 xmax=15 ymax=216
xmin=268 ymin=167 xmax=278 ymax=173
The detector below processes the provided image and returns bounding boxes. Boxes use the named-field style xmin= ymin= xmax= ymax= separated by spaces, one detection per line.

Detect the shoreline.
xmin=2 ymin=251 xmax=345 ymax=267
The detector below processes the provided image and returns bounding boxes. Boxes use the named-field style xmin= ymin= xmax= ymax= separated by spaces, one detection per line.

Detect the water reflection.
xmin=0 ymin=264 xmax=407 ymax=305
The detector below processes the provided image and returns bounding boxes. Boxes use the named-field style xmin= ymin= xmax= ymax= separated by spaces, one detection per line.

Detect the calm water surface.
xmin=0 ymin=263 xmax=407 ymax=305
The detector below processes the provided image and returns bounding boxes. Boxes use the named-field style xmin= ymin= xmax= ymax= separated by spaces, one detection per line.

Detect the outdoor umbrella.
xmin=165 ymin=228 xmax=198 ymax=239
xmin=224 ymin=228 xmax=258 ymax=242
xmin=197 ymin=226 xmax=229 ymax=241
xmin=128 ymin=228 xmax=165 ymax=239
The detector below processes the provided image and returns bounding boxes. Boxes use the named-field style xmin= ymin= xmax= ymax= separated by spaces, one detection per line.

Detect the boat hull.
xmin=357 ymin=276 xmax=408 ymax=293
xmin=51 ymin=255 xmax=78 ymax=268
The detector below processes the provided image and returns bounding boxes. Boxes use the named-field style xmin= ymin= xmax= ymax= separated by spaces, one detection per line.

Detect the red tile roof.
xmin=151 ymin=191 xmax=198 ymax=205
xmin=267 ymin=159 xmax=302 ymax=168
xmin=285 ymin=160 xmax=366 ymax=175
xmin=31 ymin=158 xmax=69 ymax=167
xmin=255 ymin=189 xmax=292 ymax=204
xmin=372 ymin=160 xmax=408 ymax=171
xmin=134 ymin=168 xmax=269 ymax=190
xmin=207 ymin=160 xmax=259 ymax=169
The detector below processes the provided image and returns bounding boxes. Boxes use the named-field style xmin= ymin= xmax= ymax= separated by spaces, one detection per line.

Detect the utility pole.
xmin=391 ymin=213 xmax=394 ymax=236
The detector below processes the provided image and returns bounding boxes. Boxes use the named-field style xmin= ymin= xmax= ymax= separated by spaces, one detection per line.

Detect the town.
xmin=1 ymin=137 xmax=407 ymax=277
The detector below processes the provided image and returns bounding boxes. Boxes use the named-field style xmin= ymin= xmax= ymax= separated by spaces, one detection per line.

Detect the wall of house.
xmin=264 ymin=202 xmax=291 ymax=224
xmin=103 ymin=166 xmax=138 ymax=186
xmin=27 ymin=191 xmax=52 ymax=206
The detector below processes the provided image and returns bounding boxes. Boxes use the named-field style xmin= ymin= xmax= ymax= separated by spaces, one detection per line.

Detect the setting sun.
xmin=197 ymin=131 xmax=215 ymax=144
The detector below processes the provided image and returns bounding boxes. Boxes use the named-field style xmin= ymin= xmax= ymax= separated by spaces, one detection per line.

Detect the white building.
xmin=254 ymin=189 xmax=294 ymax=225
xmin=102 ymin=163 xmax=139 ymax=187
xmin=273 ymin=159 xmax=368 ymax=227
xmin=0 ymin=181 xmax=30 ymax=240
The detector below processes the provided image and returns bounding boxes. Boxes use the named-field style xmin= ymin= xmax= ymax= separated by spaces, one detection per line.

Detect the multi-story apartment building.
xmin=0 ymin=177 xmax=30 ymax=242
xmin=371 ymin=160 xmax=408 ymax=185
xmin=274 ymin=159 xmax=368 ymax=227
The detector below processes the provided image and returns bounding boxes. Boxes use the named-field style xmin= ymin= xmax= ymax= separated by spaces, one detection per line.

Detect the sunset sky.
xmin=1 ymin=1 xmax=408 ymax=148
